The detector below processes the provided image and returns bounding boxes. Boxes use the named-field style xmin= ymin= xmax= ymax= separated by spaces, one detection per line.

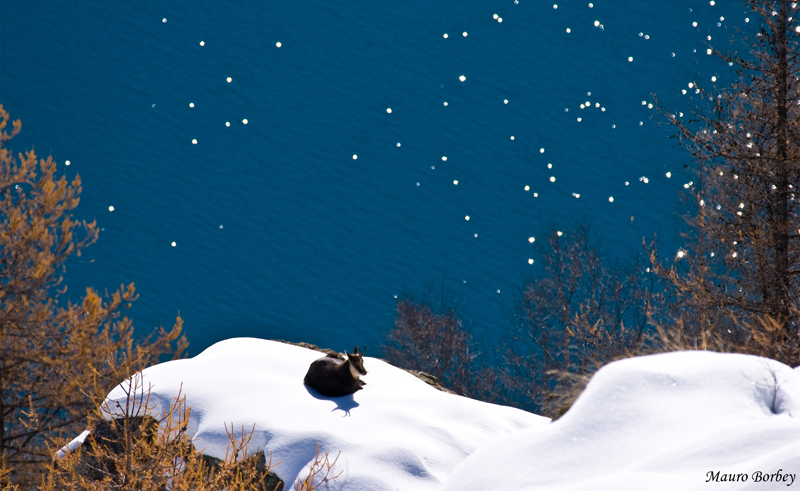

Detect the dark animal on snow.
xmin=304 ymin=346 xmax=367 ymax=397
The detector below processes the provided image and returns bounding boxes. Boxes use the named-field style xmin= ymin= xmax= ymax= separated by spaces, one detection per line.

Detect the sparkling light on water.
xmin=124 ymin=0 xmax=748 ymax=350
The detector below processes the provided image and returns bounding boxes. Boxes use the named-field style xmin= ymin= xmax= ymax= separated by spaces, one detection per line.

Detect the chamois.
xmin=304 ymin=346 xmax=367 ymax=397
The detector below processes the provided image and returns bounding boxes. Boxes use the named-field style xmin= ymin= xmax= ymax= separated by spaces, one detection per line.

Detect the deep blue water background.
xmin=1 ymin=0 xmax=747 ymax=356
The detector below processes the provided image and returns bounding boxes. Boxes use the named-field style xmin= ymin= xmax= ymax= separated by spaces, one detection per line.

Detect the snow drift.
xmin=440 ymin=351 xmax=800 ymax=491
xmin=93 ymin=340 xmax=800 ymax=490
xmin=101 ymin=338 xmax=548 ymax=490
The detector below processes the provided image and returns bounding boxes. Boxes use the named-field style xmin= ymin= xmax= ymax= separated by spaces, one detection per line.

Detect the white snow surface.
xmin=441 ymin=351 xmax=800 ymax=491
xmin=102 ymin=338 xmax=547 ymax=490
xmin=99 ymin=342 xmax=800 ymax=490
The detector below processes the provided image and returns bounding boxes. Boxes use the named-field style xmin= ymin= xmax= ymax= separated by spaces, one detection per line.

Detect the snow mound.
xmin=102 ymin=338 xmax=548 ymax=490
xmin=441 ymin=351 xmax=800 ymax=491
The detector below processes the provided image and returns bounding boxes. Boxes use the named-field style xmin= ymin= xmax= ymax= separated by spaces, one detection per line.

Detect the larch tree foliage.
xmin=0 ymin=106 xmax=187 ymax=487
xmin=385 ymin=296 xmax=475 ymax=395
xmin=384 ymin=285 xmax=502 ymax=402
xmin=653 ymin=0 xmax=800 ymax=339
xmin=505 ymin=224 xmax=660 ymax=416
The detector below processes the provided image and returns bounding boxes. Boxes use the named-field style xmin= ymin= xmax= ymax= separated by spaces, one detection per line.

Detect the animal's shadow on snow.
xmin=304 ymin=386 xmax=360 ymax=417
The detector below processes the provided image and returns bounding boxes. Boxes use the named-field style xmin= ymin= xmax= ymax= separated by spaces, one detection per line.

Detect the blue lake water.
xmin=0 ymin=0 xmax=747 ymax=355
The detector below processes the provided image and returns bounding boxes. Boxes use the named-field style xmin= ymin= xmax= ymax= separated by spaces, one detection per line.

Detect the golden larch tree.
xmin=0 ymin=105 xmax=187 ymax=487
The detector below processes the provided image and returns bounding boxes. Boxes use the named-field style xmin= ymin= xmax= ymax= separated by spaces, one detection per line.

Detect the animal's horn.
xmin=361 ymin=345 xmax=367 ymax=356
xmin=353 ymin=346 xmax=359 ymax=355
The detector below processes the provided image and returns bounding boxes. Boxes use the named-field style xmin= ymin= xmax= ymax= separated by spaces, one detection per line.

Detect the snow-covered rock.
xmin=101 ymin=338 xmax=548 ymax=490
xmin=441 ymin=351 xmax=800 ymax=491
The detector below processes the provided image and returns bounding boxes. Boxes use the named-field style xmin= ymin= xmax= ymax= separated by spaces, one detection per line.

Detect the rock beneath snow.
xmin=67 ymin=416 xmax=158 ymax=481
xmin=100 ymin=338 xmax=548 ymax=490
xmin=62 ymin=416 xmax=285 ymax=490
xmin=199 ymin=451 xmax=285 ymax=491
xmin=276 ymin=340 xmax=343 ymax=359
xmin=441 ymin=351 xmax=800 ymax=491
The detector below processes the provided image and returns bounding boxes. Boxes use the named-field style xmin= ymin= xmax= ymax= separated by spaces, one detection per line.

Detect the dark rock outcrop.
xmin=200 ymin=451 xmax=284 ymax=491
xmin=62 ymin=416 xmax=284 ymax=490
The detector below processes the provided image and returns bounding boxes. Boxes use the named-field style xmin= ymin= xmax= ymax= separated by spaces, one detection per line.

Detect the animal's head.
xmin=346 ymin=345 xmax=367 ymax=378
